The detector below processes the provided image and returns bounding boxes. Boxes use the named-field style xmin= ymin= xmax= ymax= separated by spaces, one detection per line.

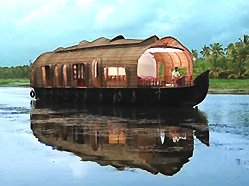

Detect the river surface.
xmin=0 ymin=87 xmax=249 ymax=186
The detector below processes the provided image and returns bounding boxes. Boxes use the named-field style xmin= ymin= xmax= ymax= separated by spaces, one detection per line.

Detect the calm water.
xmin=0 ymin=87 xmax=249 ymax=186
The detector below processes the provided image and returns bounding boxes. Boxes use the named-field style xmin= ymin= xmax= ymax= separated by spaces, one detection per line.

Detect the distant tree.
xmin=239 ymin=34 xmax=249 ymax=44
xmin=225 ymin=35 xmax=249 ymax=78
xmin=210 ymin=43 xmax=224 ymax=58
xmin=195 ymin=35 xmax=249 ymax=79
xmin=191 ymin=49 xmax=198 ymax=59
xmin=208 ymin=42 xmax=225 ymax=78
xmin=200 ymin=45 xmax=211 ymax=59
xmin=0 ymin=65 xmax=31 ymax=79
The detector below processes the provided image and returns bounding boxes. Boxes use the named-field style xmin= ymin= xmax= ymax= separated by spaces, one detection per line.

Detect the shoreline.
xmin=208 ymin=88 xmax=249 ymax=94
xmin=0 ymin=84 xmax=30 ymax=87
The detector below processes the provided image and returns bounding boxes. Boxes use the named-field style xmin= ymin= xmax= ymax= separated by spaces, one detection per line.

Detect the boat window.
xmin=108 ymin=129 xmax=126 ymax=144
xmin=41 ymin=65 xmax=51 ymax=86
xmin=104 ymin=67 xmax=126 ymax=81
xmin=62 ymin=64 xmax=68 ymax=86
xmin=73 ymin=63 xmax=84 ymax=80
xmin=92 ymin=59 xmax=98 ymax=78
xmin=54 ymin=65 xmax=59 ymax=86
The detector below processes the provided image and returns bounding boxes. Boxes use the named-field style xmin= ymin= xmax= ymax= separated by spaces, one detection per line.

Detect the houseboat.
xmin=30 ymin=35 xmax=209 ymax=107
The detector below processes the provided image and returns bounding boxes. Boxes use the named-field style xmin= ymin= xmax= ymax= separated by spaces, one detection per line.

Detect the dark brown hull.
xmin=32 ymin=71 xmax=209 ymax=107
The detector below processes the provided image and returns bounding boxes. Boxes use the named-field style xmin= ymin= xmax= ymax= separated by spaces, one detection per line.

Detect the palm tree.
xmin=210 ymin=43 xmax=224 ymax=57
xmin=226 ymin=35 xmax=249 ymax=78
xmin=195 ymin=34 xmax=249 ymax=79
xmin=208 ymin=43 xmax=225 ymax=78
xmin=244 ymin=56 xmax=249 ymax=77
xmin=200 ymin=45 xmax=211 ymax=59
xmin=239 ymin=34 xmax=249 ymax=45
xmin=225 ymin=43 xmax=235 ymax=56
xmin=225 ymin=43 xmax=237 ymax=70
xmin=236 ymin=42 xmax=249 ymax=78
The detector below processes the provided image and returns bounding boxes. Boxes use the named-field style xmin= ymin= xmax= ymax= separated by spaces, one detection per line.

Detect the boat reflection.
xmin=30 ymin=101 xmax=209 ymax=176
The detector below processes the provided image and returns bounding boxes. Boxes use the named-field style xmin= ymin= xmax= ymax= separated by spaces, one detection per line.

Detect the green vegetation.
xmin=0 ymin=78 xmax=29 ymax=86
xmin=0 ymin=65 xmax=30 ymax=86
xmin=0 ymin=65 xmax=31 ymax=79
xmin=193 ymin=34 xmax=249 ymax=91
xmin=193 ymin=34 xmax=249 ymax=79
xmin=210 ymin=79 xmax=249 ymax=89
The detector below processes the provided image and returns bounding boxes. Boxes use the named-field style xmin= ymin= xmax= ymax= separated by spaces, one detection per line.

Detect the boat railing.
xmin=138 ymin=76 xmax=193 ymax=87
xmin=138 ymin=77 xmax=172 ymax=87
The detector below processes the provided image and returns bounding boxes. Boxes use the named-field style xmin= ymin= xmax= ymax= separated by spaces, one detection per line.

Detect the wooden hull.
xmin=32 ymin=71 xmax=209 ymax=107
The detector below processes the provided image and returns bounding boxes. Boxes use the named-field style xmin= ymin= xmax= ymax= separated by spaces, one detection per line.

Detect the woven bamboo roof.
xmin=34 ymin=35 xmax=194 ymax=68
xmin=54 ymin=35 xmax=157 ymax=52
xmin=149 ymin=37 xmax=193 ymax=71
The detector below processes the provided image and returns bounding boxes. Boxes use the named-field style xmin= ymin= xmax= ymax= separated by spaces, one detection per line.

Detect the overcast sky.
xmin=0 ymin=0 xmax=249 ymax=66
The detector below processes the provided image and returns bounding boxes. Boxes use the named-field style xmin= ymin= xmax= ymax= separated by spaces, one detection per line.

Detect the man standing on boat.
xmin=172 ymin=67 xmax=182 ymax=86
xmin=172 ymin=67 xmax=181 ymax=79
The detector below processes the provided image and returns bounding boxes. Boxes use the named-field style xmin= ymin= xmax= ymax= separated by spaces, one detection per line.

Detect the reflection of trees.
xmin=31 ymin=103 xmax=209 ymax=176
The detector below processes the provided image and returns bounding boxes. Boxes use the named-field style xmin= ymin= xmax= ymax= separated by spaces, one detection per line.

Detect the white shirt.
xmin=172 ymin=70 xmax=181 ymax=78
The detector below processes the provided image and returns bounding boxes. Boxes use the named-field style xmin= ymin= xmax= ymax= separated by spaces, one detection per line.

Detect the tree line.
xmin=192 ymin=34 xmax=249 ymax=79
xmin=0 ymin=65 xmax=31 ymax=79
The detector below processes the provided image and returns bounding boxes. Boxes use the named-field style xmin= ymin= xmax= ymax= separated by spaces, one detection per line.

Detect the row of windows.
xmin=41 ymin=63 xmax=127 ymax=87
xmin=42 ymin=65 xmax=66 ymax=87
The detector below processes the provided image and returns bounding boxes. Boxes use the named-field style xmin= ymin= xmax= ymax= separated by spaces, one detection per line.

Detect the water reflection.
xmin=30 ymin=101 xmax=209 ymax=176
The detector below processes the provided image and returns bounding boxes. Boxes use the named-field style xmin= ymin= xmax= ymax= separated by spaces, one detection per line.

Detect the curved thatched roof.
xmin=33 ymin=35 xmax=193 ymax=68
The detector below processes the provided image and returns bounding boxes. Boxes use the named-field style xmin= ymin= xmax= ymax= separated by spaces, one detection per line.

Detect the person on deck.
xmin=172 ymin=67 xmax=181 ymax=79
xmin=172 ymin=67 xmax=182 ymax=86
